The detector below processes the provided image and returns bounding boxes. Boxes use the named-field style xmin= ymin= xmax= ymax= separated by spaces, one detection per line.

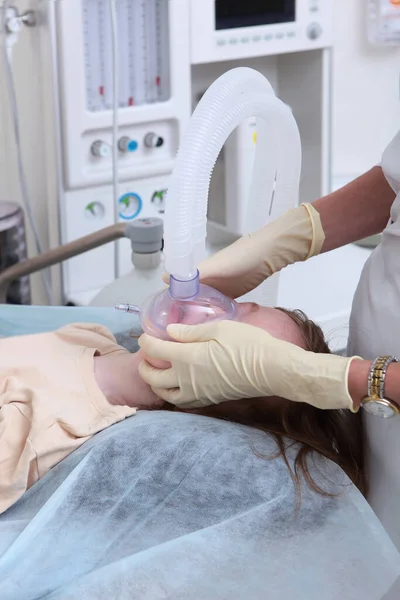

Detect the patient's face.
xmin=171 ymin=300 xmax=306 ymax=347
xmin=237 ymin=303 xmax=307 ymax=349
xmin=180 ymin=302 xmax=307 ymax=420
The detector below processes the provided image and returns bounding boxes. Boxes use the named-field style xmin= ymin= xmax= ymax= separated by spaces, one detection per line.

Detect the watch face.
xmin=362 ymin=400 xmax=397 ymax=418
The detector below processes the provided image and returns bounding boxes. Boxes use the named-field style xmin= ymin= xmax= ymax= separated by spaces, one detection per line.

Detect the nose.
xmin=236 ymin=302 xmax=259 ymax=317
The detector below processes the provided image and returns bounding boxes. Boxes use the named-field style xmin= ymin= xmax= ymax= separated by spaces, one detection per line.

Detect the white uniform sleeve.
xmin=381 ymin=130 xmax=400 ymax=195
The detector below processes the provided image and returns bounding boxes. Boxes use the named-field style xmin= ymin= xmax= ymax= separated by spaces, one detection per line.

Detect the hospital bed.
xmin=1 ymin=236 xmax=400 ymax=598
xmin=0 ymin=300 xmax=400 ymax=599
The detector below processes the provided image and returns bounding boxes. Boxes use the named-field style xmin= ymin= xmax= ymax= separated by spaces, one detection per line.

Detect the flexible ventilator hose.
xmin=163 ymin=67 xmax=302 ymax=295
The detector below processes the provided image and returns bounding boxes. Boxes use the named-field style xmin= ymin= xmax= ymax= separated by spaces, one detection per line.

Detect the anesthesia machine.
xmin=2 ymin=0 xmax=334 ymax=306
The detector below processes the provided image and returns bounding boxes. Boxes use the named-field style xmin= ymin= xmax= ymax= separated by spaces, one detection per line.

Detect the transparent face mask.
xmin=116 ymin=272 xmax=240 ymax=340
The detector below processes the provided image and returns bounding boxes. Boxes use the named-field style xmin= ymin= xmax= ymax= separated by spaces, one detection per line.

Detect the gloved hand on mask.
xmin=163 ymin=203 xmax=325 ymax=298
xmin=140 ymin=204 xmax=361 ymax=411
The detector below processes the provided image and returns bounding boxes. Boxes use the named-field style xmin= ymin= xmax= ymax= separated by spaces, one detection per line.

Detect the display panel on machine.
xmin=82 ymin=0 xmax=170 ymax=111
xmin=215 ymin=0 xmax=296 ymax=30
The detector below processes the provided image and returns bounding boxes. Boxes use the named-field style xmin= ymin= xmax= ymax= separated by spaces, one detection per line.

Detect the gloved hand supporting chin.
xmin=138 ymin=320 xmax=361 ymax=412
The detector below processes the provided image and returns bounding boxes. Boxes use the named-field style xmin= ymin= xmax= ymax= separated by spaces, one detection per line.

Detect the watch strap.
xmin=368 ymin=355 xmax=399 ymax=400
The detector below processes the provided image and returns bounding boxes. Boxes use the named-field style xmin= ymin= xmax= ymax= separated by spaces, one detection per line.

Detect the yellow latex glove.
xmin=188 ymin=204 xmax=325 ymax=298
xmin=138 ymin=320 xmax=361 ymax=412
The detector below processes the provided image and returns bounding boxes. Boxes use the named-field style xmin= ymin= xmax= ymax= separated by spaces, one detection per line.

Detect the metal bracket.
xmin=4 ymin=7 xmax=36 ymax=34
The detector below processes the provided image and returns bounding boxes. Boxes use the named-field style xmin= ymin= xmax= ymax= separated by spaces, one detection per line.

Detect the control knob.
xmin=307 ymin=22 xmax=322 ymax=40
xmin=118 ymin=136 xmax=139 ymax=153
xmin=144 ymin=132 xmax=164 ymax=149
xmin=91 ymin=140 xmax=111 ymax=158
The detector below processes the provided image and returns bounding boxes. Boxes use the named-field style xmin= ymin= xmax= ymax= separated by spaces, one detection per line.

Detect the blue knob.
xmin=127 ymin=140 xmax=138 ymax=152
xmin=118 ymin=136 xmax=138 ymax=153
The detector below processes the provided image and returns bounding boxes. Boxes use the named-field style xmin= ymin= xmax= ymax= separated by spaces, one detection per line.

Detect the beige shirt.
xmin=0 ymin=323 xmax=136 ymax=514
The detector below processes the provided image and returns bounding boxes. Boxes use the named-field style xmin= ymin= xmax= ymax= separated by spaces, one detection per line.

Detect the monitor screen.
xmin=215 ymin=0 xmax=296 ymax=31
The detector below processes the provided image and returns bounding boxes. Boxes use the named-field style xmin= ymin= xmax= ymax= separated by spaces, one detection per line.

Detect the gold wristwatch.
xmin=361 ymin=356 xmax=400 ymax=418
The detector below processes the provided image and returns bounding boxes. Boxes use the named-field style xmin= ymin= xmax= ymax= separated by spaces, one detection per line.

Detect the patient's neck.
xmin=94 ymin=349 xmax=161 ymax=410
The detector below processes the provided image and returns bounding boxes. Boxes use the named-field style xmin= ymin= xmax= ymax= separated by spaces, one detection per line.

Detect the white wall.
xmin=0 ymin=0 xmax=60 ymax=305
xmin=332 ymin=0 xmax=400 ymax=179
xmin=1 ymin=0 xmax=400 ymax=304
xmin=0 ymin=0 xmax=56 ymax=305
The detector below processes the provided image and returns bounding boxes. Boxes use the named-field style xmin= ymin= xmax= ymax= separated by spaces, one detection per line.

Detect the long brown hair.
xmin=168 ymin=308 xmax=366 ymax=496
xmin=173 ymin=308 xmax=365 ymax=497
xmin=233 ymin=308 xmax=366 ymax=497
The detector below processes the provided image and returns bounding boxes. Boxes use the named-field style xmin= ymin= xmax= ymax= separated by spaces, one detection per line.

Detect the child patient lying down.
xmin=0 ymin=303 xmax=364 ymax=514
